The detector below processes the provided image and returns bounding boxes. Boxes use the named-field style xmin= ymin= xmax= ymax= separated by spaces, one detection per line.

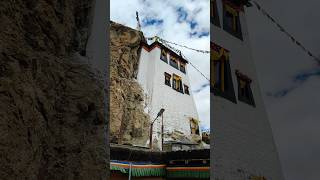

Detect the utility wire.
xmin=161 ymin=39 xmax=210 ymax=54
xmin=181 ymin=54 xmax=211 ymax=82
xmin=155 ymin=37 xmax=211 ymax=82
xmin=252 ymin=0 xmax=320 ymax=64
xmin=145 ymin=1 xmax=320 ymax=62
xmin=146 ymin=36 xmax=210 ymax=54
xmin=144 ymin=0 xmax=320 ymax=84
xmin=147 ymin=36 xmax=213 ymax=86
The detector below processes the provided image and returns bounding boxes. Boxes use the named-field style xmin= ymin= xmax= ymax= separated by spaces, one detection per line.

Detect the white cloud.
xmin=111 ymin=0 xmax=210 ymax=129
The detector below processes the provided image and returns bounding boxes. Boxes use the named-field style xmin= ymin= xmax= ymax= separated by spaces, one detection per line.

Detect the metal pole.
xmin=136 ymin=11 xmax=141 ymax=31
xmin=161 ymin=113 xmax=164 ymax=151
xmin=149 ymin=109 xmax=165 ymax=150
xmin=149 ymin=123 xmax=153 ymax=150
xmin=128 ymin=162 xmax=132 ymax=180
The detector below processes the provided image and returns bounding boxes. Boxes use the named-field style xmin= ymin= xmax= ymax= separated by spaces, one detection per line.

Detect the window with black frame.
xmin=250 ymin=176 xmax=267 ymax=180
xmin=211 ymin=42 xmax=237 ymax=103
xmin=223 ymin=3 xmax=243 ymax=40
xmin=211 ymin=0 xmax=220 ymax=27
xmin=160 ymin=49 xmax=168 ymax=63
xmin=235 ymin=70 xmax=255 ymax=107
xmin=169 ymin=56 xmax=179 ymax=70
xmin=172 ymin=74 xmax=183 ymax=93
xmin=164 ymin=72 xmax=171 ymax=86
xmin=213 ymin=60 xmax=221 ymax=88
xmin=180 ymin=63 xmax=186 ymax=73
xmin=184 ymin=84 xmax=190 ymax=95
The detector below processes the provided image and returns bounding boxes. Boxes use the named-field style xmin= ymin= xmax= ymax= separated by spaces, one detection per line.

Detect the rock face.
xmin=202 ymin=132 xmax=210 ymax=144
xmin=109 ymin=22 xmax=150 ymax=146
xmin=0 ymin=0 xmax=108 ymax=179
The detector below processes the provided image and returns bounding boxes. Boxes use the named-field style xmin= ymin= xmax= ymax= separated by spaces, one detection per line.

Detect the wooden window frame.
xmin=172 ymin=74 xmax=183 ymax=93
xmin=235 ymin=70 xmax=255 ymax=107
xmin=169 ymin=56 xmax=179 ymax=70
xmin=212 ymin=57 xmax=225 ymax=91
xmin=164 ymin=72 xmax=171 ymax=87
xmin=184 ymin=84 xmax=190 ymax=95
xmin=160 ymin=49 xmax=168 ymax=63
xmin=223 ymin=3 xmax=243 ymax=40
xmin=211 ymin=43 xmax=237 ymax=103
xmin=250 ymin=176 xmax=267 ymax=180
xmin=211 ymin=0 xmax=221 ymax=27
xmin=180 ymin=63 xmax=186 ymax=74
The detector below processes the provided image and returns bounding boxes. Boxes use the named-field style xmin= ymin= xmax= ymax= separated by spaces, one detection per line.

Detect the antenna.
xmin=136 ymin=11 xmax=141 ymax=31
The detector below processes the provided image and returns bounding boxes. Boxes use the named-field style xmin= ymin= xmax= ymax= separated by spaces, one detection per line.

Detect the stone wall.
xmin=109 ymin=22 xmax=150 ymax=146
xmin=0 ymin=0 xmax=108 ymax=179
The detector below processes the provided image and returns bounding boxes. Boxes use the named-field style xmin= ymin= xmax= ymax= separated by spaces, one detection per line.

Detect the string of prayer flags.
xmin=252 ymin=0 xmax=320 ymax=63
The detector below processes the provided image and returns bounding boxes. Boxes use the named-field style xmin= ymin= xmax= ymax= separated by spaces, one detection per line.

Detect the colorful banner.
xmin=166 ymin=167 xmax=210 ymax=179
xmin=110 ymin=160 xmax=210 ymax=178
xmin=110 ymin=160 xmax=166 ymax=177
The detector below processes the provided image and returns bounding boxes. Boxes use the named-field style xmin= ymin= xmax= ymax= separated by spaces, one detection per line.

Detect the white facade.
xmin=211 ymin=0 xmax=284 ymax=179
xmin=136 ymin=42 xmax=200 ymax=150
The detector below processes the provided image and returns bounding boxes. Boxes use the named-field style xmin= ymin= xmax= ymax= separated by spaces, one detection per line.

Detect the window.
xmin=172 ymin=74 xmax=183 ymax=93
xmin=223 ymin=3 xmax=243 ymax=40
xmin=225 ymin=11 xmax=235 ymax=30
xmin=180 ymin=63 xmax=186 ymax=73
xmin=164 ymin=72 xmax=171 ymax=86
xmin=211 ymin=42 xmax=236 ymax=103
xmin=236 ymin=70 xmax=255 ymax=106
xmin=213 ymin=60 xmax=221 ymax=88
xmin=212 ymin=55 xmax=227 ymax=92
xmin=169 ymin=56 xmax=179 ymax=70
xmin=211 ymin=0 xmax=220 ymax=26
xmin=250 ymin=176 xmax=267 ymax=180
xmin=184 ymin=84 xmax=190 ymax=95
xmin=190 ymin=118 xmax=200 ymax=135
xmin=160 ymin=49 xmax=167 ymax=63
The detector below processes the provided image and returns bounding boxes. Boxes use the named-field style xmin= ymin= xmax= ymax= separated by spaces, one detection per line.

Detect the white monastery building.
xmin=211 ymin=0 xmax=284 ymax=179
xmin=137 ymin=38 xmax=203 ymax=151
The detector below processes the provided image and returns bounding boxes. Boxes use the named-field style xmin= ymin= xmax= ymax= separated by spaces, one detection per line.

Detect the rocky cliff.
xmin=109 ymin=22 xmax=150 ymax=146
xmin=0 ymin=0 xmax=108 ymax=179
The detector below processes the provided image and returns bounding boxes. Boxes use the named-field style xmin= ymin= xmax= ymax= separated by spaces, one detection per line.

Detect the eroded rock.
xmin=0 ymin=0 xmax=107 ymax=179
xmin=109 ymin=22 xmax=150 ymax=146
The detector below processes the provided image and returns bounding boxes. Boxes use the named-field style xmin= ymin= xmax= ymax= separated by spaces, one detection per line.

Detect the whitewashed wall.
xmin=211 ymin=1 xmax=284 ymax=179
xmin=137 ymin=45 xmax=200 ymax=150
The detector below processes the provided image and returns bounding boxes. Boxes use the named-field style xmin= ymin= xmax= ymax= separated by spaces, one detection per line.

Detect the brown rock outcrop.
xmin=202 ymin=132 xmax=210 ymax=144
xmin=109 ymin=22 xmax=150 ymax=146
xmin=0 ymin=0 xmax=107 ymax=179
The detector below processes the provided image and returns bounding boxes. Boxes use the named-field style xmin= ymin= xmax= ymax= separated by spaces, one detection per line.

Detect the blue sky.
xmin=110 ymin=0 xmax=210 ymax=130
